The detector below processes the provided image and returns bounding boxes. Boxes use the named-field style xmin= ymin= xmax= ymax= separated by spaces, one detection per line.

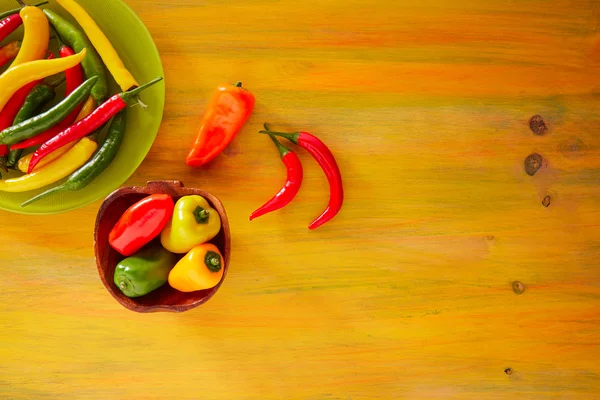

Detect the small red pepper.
xmin=186 ymin=81 xmax=255 ymax=167
xmin=0 ymin=14 xmax=23 ymax=44
xmin=260 ymin=126 xmax=344 ymax=230
xmin=0 ymin=53 xmax=53 ymax=157
xmin=11 ymin=45 xmax=85 ymax=151
xmin=27 ymin=76 xmax=163 ymax=173
xmin=109 ymin=194 xmax=175 ymax=257
xmin=250 ymin=125 xmax=303 ymax=221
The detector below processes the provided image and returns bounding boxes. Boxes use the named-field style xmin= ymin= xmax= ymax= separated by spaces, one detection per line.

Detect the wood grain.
xmin=1 ymin=0 xmax=600 ymax=398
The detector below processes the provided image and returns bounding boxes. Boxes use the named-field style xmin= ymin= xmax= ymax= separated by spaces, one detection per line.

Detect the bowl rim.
xmin=94 ymin=180 xmax=231 ymax=313
xmin=0 ymin=0 xmax=166 ymax=216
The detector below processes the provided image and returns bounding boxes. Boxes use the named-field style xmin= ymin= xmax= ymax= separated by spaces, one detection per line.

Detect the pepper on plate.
xmin=0 ymin=137 xmax=97 ymax=193
xmin=43 ymin=8 xmax=107 ymax=104
xmin=56 ymin=0 xmax=138 ymax=92
xmin=114 ymin=243 xmax=177 ymax=298
xmin=11 ymin=45 xmax=86 ymax=152
xmin=109 ymin=194 xmax=175 ymax=257
xmin=168 ymin=243 xmax=225 ymax=292
xmin=21 ymin=109 xmax=126 ymax=207
xmin=17 ymin=96 xmax=95 ymax=173
xmin=6 ymin=80 xmax=57 ymax=167
xmin=0 ymin=48 xmax=87 ymax=114
xmin=11 ymin=0 xmax=49 ymax=68
xmin=27 ymin=76 xmax=162 ymax=173
xmin=186 ymin=82 xmax=255 ymax=167
xmin=161 ymin=195 xmax=222 ymax=254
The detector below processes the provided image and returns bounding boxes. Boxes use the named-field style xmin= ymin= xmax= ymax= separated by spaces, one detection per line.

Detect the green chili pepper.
xmin=43 ymin=9 xmax=108 ymax=105
xmin=21 ymin=109 xmax=127 ymax=208
xmin=0 ymin=76 xmax=98 ymax=146
xmin=6 ymin=83 xmax=56 ymax=167
xmin=0 ymin=2 xmax=49 ymax=20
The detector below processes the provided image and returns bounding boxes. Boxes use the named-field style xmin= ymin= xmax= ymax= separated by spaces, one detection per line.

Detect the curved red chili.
xmin=260 ymin=126 xmax=344 ymax=230
xmin=0 ymin=14 xmax=23 ymax=44
xmin=250 ymin=130 xmax=303 ymax=221
xmin=27 ymin=76 xmax=163 ymax=173
xmin=11 ymin=45 xmax=85 ymax=151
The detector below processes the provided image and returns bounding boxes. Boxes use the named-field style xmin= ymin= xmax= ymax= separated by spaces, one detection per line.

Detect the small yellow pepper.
xmin=18 ymin=96 xmax=96 ymax=173
xmin=0 ymin=49 xmax=87 ymax=113
xmin=0 ymin=137 xmax=97 ymax=192
xmin=10 ymin=5 xmax=49 ymax=67
xmin=168 ymin=244 xmax=225 ymax=292
xmin=161 ymin=195 xmax=222 ymax=254
xmin=57 ymin=0 xmax=138 ymax=91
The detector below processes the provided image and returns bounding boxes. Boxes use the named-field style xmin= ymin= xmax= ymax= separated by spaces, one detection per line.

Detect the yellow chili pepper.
xmin=57 ymin=0 xmax=138 ymax=91
xmin=10 ymin=5 xmax=49 ymax=67
xmin=0 ymin=49 xmax=86 ymax=113
xmin=0 ymin=137 xmax=97 ymax=192
xmin=18 ymin=96 xmax=96 ymax=173
xmin=168 ymin=243 xmax=225 ymax=292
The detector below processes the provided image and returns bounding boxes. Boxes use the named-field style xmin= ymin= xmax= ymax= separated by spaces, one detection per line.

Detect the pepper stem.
xmin=258 ymin=129 xmax=300 ymax=144
xmin=233 ymin=82 xmax=243 ymax=87
xmin=268 ymin=134 xmax=290 ymax=158
xmin=121 ymin=76 xmax=164 ymax=102
xmin=204 ymin=251 xmax=222 ymax=273
xmin=16 ymin=0 xmax=27 ymax=8
xmin=192 ymin=206 xmax=210 ymax=224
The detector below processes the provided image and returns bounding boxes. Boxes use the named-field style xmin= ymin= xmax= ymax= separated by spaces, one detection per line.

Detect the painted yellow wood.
xmin=1 ymin=0 xmax=599 ymax=398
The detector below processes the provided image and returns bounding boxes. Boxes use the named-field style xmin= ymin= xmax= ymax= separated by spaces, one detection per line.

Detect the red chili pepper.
xmin=11 ymin=45 xmax=85 ymax=151
xmin=27 ymin=76 xmax=163 ymax=173
xmin=259 ymin=126 xmax=344 ymax=230
xmin=0 ymin=14 xmax=23 ymax=44
xmin=0 ymin=41 xmax=20 ymax=69
xmin=109 ymin=194 xmax=175 ymax=257
xmin=0 ymin=52 xmax=53 ymax=157
xmin=186 ymin=81 xmax=255 ymax=167
xmin=250 ymin=127 xmax=303 ymax=221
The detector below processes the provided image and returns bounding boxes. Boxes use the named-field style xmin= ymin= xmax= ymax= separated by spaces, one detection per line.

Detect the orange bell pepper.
xmin=186 ymin=82 xmax=255 ymax=167
xmin=168 ymin=243 xmax=225 ymax=292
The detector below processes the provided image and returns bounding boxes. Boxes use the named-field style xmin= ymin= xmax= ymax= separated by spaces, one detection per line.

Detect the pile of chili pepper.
xmin=250 ymin=123 xmax=344 ymax=230
xmin=0 ymin=0 xmax=163 ymax=207
xmin=109 ymin=193 xmax=225 ymax=298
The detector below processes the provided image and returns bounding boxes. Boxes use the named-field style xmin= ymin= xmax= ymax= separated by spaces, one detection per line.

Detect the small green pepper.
xmin=113 ymin=243 xmax=177 ymax=298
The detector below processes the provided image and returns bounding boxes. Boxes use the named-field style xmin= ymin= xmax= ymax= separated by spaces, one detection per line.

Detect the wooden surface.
xmin=2 ymin=0 xmax=600 ymax=398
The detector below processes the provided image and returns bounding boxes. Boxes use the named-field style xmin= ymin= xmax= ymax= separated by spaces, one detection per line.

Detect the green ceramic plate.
xmin=0 ymin=0 xmax=165 ymax=215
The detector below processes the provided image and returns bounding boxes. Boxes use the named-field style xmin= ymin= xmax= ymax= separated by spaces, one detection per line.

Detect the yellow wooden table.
xmin=2 ymin=0 xmax=599 ymax=398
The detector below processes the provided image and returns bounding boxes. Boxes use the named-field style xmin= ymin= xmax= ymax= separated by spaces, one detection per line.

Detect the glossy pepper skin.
xmin=7 ymin=82 xmax=56 ymax=167
xmin=168 ymin=243 xmax=225 ymax=292
xmin=161 ymin=195 xmax=222 ymax=254
xmin=0 ymin=137 xmax=97 ymax=193
xmin=0 ymin=76 xmax=98 ymax=146
xmin=114 ymin=243 xmax=177 ymax=298
xmin=109 ymin=194 xmax=175 ymax=257
xmin=27 ymin=76 xmax=162 ymax=173
xmin=186 ymin=82 xmax=255 ymax=167
xmin=250 ymin=127 xmax=303 ymax=221
xmin=260 ymin=127 xmax=344 ymax=230
xmin=17 ymin=96 xmax=95 ymax=173
xmin=0 ymin=48 xmax=86 ymax=114
xmin=21 ymin=109 xmax=126 ymax=207
xmin=43 ymin=9 xmax=108 ymax=104
xmin=57 ymin=0 xmax=138 ymax=92
xmin=11 ymin=45 xmax=86 ymax=152
xmin=10 ymin=4 xmax=49 ymax=67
